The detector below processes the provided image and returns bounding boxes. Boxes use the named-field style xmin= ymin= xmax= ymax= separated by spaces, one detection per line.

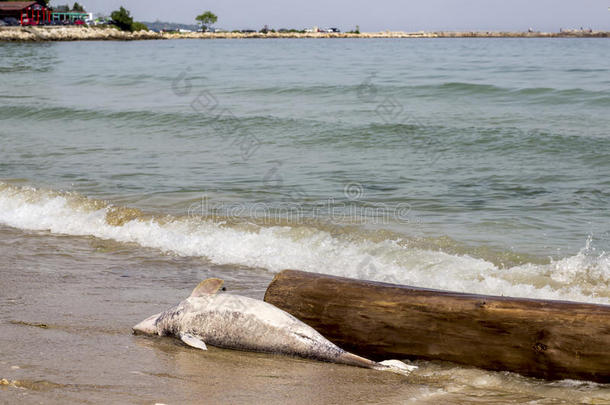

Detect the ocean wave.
xmin=0 ymin=105 xmax=194 ymax=125
xmin=222 ymin=81 xmax=608 ymax=104
xmin=225 ymin=83 xmax=357 ymax=97
xmin=417 ymin=82 xmax=610 ymax=107
xmin=232 ymin=81 xmax=610 ymax=106
xmin=0 ymin=183 xmax=607 ymax=304
xmin=0 ymin=104 xmax=304 ymax=133
xmin=0 ymin=43 xmax=57 ymax=73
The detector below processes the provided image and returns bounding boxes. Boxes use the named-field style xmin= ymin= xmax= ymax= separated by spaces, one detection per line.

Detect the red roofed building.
xmin=0 ymin=1 xmax=51 ymax=25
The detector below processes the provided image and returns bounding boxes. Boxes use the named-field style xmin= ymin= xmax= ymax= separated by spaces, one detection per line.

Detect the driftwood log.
xmin=264 ymin=270 xmax=610 ymax=382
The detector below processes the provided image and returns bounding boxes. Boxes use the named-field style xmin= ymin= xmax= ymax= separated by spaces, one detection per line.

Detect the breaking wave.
xmin=0 ymin=183 xmax=607 ymax=304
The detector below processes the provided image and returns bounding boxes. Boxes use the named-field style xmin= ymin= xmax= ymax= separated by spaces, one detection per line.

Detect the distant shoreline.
xmin=1 ymin=26 xmax=608 ymax=41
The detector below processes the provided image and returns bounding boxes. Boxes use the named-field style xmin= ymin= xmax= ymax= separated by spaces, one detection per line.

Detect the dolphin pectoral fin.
xmin=190 ymin=278 xmax=224 ymax=297
xmin=179 ymin=333 xmax=208 ymax=350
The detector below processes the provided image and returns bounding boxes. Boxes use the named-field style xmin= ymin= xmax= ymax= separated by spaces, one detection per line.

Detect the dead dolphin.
xmin=134 ymin=278 xmax=416 ymax=375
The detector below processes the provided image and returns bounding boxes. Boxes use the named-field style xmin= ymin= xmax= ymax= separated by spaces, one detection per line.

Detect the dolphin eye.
xmin=221 ymin=287 xmax=226 ymax=291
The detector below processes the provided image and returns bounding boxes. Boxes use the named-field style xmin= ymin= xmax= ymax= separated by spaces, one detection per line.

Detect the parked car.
xmin=74 ymin=19 xmax=85 ymax=25
xmin=3 ymin=17 xmax=20 ymax=26
xmin=21 ymin=17 xmax=36 ymax=26
xmin=37 ymin=19 xmax=50 ymax=25
xmin=0 ymin=20 xmax=6 ymax=26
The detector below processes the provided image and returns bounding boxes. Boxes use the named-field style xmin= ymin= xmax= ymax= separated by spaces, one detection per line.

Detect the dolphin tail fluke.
xmin=374 ymin=359 xmax=418 ymax=376
xmin=336 ymin=352 xmax=417 ymax=376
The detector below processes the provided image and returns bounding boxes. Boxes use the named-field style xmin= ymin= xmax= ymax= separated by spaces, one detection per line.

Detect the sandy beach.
xmin=2 ymin=224 xmax=607 ymax=404
xmin=0 ymin=225 xmax=435 ymax=404
xmin=0 ymin=26 xmax=608 ymax=41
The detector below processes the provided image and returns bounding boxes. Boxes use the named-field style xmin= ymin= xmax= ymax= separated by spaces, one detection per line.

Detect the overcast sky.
xmin=54 ymin=0 xmax=610 ymax=32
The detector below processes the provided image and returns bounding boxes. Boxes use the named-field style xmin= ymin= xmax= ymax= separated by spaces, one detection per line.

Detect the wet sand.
xmin=1 ymin=225 xmax=608 ymax=404
xmin=0 ymin=225 xmax=425 ymax=404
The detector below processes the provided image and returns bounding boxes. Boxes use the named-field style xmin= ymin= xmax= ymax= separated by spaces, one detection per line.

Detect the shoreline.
xmin=1 ymin=26 xmax=609 ymax=41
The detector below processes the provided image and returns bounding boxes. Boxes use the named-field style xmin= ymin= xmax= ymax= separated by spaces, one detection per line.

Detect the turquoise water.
xmin=1 ymin=38 xmax=609 ymax=300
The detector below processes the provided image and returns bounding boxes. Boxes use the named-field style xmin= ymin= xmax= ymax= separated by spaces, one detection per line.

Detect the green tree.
xmin=195 ymin=11 xmax=217 ymax=32
xmin=72 ymin=2 xmax=85 ymax=12
xmin=110 ymin=6 xmax=133 ymax=31
xmin=131 ymin=21 xmax=148 ymax=32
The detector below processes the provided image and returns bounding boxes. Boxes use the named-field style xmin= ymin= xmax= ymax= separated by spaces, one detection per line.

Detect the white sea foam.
xmin=0 ymin=184 xmax=608 ymax=304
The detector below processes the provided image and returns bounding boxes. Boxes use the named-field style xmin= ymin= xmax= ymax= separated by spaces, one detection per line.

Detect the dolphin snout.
xmin=133 ymin=313 xmax=162 ymax=335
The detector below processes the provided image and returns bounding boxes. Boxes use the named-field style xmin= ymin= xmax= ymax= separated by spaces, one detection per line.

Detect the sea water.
xmin=0 ymin=38 xmax=608 ymax=403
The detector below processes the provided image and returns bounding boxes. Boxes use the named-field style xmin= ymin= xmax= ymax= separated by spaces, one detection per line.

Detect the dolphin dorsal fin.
xmin=190 ymin=278 xmax=224 ymax=297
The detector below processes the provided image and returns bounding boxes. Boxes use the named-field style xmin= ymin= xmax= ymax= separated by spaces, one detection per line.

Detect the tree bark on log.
xmin=263 ymin=270 xmax=610 ymax=382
